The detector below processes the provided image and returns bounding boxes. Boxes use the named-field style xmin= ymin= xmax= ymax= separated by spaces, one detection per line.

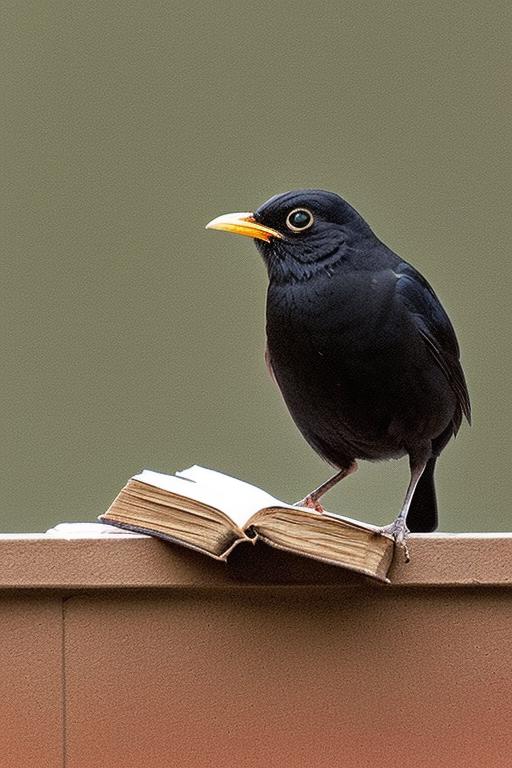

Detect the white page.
xmin=45 ymin=522 xmax=142 ymax=537
xmin=133 ymin=467 xmax=289 ymax=529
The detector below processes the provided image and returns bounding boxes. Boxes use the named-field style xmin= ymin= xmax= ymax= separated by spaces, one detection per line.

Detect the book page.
xmin=133 ymin=467 xmax=288 ymax=529
xmin=45 ymin=522 xmax=141 ymax=538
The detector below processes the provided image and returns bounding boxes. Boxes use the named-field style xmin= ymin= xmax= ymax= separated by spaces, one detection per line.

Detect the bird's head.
xmin=206 ymin=189 xmax=374 ymax=282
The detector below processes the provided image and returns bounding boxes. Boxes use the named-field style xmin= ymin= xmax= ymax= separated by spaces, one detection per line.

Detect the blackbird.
xmin=206 ymin=189 xmax=470 ymax=550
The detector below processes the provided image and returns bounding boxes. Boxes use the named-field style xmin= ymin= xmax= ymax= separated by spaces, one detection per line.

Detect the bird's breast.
xmin=265 ymin=272 xmax=454 ymax=463
xmin=266 ymin=272 xmax=398 ymax=362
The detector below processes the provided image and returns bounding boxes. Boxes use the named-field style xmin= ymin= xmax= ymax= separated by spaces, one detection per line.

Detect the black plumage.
xmin=206 ymin=190 xmax=470 ymax=550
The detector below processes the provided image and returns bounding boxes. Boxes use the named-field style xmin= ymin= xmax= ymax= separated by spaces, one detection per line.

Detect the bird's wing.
xmin=395 ymin=262 xmax=471 ymax=429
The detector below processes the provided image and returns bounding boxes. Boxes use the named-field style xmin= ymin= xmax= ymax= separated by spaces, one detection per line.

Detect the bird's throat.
xmin=257 ymin=239 xmax=347 ymax=285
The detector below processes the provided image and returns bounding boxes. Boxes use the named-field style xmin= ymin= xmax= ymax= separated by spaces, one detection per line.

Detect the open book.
xmin=100 ymin=466 xmax=395 ymax=581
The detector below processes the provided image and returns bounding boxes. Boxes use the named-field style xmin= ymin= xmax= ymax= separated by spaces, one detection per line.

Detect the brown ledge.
xmin=2 ymin=528 xmax=512 ymax=767
xmin=1 ymin=530 xmax=511 ymax=589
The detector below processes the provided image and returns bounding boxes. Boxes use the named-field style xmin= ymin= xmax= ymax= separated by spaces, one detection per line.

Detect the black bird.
xmin=206 ymin=190 xmax=470 ymax=550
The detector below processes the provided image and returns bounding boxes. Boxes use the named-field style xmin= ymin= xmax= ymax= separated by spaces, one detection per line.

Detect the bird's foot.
xmin=294 ymin=495 xmax=325 ymax=514
xmin=379 ymin=518 xmax=410 ymax=563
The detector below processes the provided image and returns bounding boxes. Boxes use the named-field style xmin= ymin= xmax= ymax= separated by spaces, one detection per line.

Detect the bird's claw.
xmin=379 ymin=519 xmax=411 ymax=563
xmin=294 ymin=496 xmax=325 ymax=514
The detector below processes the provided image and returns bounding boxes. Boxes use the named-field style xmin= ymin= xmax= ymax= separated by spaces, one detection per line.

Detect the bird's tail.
xmin=407 ymin=457 xmax=438 ymax=532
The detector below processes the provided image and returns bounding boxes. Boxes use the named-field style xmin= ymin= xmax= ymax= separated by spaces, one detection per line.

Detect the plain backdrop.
xmin=2 ymin=1 xmax=510 ymax=532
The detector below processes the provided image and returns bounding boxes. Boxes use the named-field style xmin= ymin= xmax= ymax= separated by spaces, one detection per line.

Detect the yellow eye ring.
xmin=286 ymin=208 xmax=314 ymax=232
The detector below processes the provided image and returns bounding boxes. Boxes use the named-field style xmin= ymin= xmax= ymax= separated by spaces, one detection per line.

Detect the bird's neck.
xmin=266 ymin=233 xmax=385 ymax=286
xmin=263 ymin=241 xmax=348 ymax=285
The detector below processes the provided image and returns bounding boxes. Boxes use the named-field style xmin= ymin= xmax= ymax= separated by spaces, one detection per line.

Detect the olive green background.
xmin=2 ymin=1 xmax=510 ymax=532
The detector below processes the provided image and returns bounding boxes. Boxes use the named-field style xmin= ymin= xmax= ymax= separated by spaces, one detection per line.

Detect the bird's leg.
xmin=295 ymin=462 xmax=358 ymax=513
xmin=379 ymin=459 xmax=428 ymax=562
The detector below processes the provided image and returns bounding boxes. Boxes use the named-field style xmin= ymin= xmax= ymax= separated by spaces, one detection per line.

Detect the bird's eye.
xmin=286 ymin=208 xmax=314 ymax=232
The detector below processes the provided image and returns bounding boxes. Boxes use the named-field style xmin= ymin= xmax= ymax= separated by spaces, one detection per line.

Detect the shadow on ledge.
xmin=226 ymin=539 xmax=387 ymax=586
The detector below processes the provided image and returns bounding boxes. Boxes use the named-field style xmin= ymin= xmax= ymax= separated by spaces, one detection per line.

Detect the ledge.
xmin=1 ymin=525 xmax=512 ymax=588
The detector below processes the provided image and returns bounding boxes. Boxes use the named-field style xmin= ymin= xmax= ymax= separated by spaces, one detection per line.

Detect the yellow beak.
xmin=205 ymin=212 xmax=283 ymax=243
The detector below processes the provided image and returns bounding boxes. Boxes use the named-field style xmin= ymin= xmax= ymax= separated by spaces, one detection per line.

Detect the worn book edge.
xmin=99 ymin=517 xmax=245 ymax=560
